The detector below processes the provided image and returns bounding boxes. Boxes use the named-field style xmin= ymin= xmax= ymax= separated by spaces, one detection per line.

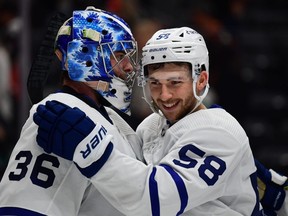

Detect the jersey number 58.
xmin=173 ymin=144 xmax=226 ymax=186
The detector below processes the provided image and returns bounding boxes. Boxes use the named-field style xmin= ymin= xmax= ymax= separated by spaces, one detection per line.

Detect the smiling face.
xmin=146 ymin=62 xmax=199 ymax=123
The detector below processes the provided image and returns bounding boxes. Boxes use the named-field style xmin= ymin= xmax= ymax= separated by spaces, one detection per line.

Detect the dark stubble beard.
xmin=158 ymin=96 xmax=198 ymax=124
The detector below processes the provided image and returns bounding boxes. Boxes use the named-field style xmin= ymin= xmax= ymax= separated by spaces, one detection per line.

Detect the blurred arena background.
xmin=0 ymin=0 xmax=288 ymax=180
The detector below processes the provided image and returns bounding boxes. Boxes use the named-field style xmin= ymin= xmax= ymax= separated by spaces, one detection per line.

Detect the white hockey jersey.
xmin=0 ymin=92 xmax=142 ymax=216
xmin=88 ymin=107 xmax=262 ymax=215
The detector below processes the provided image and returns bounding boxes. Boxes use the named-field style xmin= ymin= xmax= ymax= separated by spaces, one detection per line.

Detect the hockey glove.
xmin=33 ymin=100 xmax=114 ymax=178
xmin=255 ymin=159 xmax=288 ymax=215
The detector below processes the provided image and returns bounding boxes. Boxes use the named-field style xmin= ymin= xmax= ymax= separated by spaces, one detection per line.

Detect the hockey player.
xmin=30 ymin=26 xmax=288 ymax=215
xmin=0 ymin=6 xmax=142 ymax=216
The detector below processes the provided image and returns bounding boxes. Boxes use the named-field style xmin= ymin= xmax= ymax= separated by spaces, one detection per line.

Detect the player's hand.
xmin=255 ymin=159 xmax=288 ymax=215
xmin=33 ymin=100 xmax=114 ymax=177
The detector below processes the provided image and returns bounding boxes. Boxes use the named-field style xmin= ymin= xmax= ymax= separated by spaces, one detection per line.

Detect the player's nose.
xmin=159 ymin=84 xmax=172 ymax=101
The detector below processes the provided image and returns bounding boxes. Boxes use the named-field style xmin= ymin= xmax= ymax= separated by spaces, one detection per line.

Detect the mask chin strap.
xmin=191 ymin=79 xmax=210 ymax=113
xmin=85 ymin=80 xmax=110 ymax=92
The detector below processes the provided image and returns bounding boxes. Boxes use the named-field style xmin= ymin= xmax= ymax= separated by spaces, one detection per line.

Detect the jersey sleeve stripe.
xmin=149 ymin=167 xmax=160 ymax=216
xmin=0 ymin=207 xmax=46 ymax=216
xmin=161 ymin=164 xmax=188 ymax=215
xmin=75 ymin=142 xmax=114 ymax=178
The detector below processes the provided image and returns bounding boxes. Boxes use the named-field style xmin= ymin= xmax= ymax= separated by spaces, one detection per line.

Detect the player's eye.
xmin=148 ymin=80 xmax=160 ymax=86
xmin=170 ymin=80 xmax=182 ymax=85
xmin=114 ymin=52 xmax=126 ymax=61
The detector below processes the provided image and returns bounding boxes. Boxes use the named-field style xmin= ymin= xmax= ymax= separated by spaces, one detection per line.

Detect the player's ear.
xmin=197 ymin=71 xmax=208 ymax=91
xmin=55 ymin=49 xmax=68 ymax=70
xmin=55 ymin=49 xmax=62 ymax=61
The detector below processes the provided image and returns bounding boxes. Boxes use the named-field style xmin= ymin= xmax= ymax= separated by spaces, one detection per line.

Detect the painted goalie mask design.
xmin=55 ymin=6 xmax=139 ymax=114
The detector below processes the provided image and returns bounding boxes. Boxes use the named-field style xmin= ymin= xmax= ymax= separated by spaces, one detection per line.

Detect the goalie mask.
xmin=139 ymin=26 xmax=209 ymax=115
xmin=55 ymin=6 xmax=138 ymax=115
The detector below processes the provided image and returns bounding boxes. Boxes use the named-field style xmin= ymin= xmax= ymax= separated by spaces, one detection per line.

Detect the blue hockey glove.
xmin=255 ymin=160 xmax=288 ymax=215
xmin=33 ymin=100 xmax=114 ymax=177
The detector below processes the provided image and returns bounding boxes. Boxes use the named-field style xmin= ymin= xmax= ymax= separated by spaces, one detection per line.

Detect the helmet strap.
xmin=191 ymin=79 xmax=209 ymax=112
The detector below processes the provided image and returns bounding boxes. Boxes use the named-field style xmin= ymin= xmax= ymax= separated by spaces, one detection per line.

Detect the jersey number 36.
xmin=8 ymin=151 xmax=60 ymax=188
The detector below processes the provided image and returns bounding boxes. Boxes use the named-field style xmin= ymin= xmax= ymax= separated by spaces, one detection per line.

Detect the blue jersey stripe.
xmin=0 ymin=207 xmax=46 ymax=216
xmin=149 ymin=167 xmax=160 ymax=216
xmin=149 ymin=165 xmax=188 ymax=215
xmin=161 ymin=164 xmax=188 ymax=215
xmin=76 ymin=142 xmax=114 ymax=178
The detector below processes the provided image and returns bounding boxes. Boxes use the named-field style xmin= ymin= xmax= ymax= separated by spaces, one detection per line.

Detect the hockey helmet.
xmin=139 ymin=27 xmax=209 ymax=114
xmin=55 ymin=6 xmax=138 ymax=114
